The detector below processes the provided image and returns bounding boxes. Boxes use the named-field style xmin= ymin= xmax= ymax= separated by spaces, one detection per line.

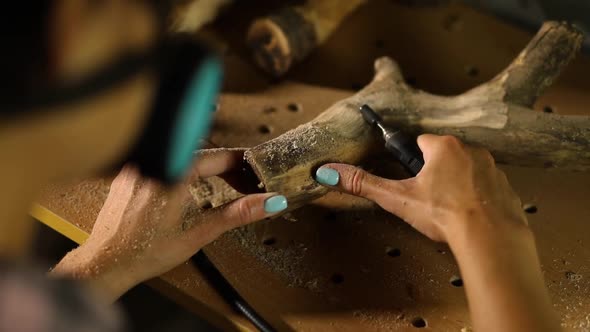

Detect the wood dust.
xmin=188 ymin=176 xmax=322 ymax=291
xmin=253 ymin=124 xmax=333 ymax=173
xmin=226 ymin=224 xmax=319 ymax=290
xmin=352 ymin=309 xmax=406 ymax=331
xmin=40 ymin=179 xmax=111 ymax=232
xmin=547 ymin=254 xmax=590 ymax=330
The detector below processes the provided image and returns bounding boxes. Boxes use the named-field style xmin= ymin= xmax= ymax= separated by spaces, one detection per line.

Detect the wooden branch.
xmin=491 ymin=21 xmax=584 ymax=107
xmin=247 ymin=0 xmax=367 ymax=77
xmin=244 ymin=22 xmax=589 ymax=210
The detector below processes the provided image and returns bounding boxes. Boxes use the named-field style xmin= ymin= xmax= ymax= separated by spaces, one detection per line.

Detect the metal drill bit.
xmin=359 ymin=104 xmax=392 ymax=139
xmin=359 ymin=104 xmax=424 ymax=176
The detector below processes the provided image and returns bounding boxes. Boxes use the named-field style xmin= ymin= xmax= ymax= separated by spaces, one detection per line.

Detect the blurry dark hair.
xmin=0 ymin=0 xmax=173 ymax=107
xmin=1 ymin=2 xmax=54 ymax=102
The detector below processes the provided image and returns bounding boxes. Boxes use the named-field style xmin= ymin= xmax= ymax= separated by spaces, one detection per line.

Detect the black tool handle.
xmin=384 ymin=131 xmax=424 ymax=176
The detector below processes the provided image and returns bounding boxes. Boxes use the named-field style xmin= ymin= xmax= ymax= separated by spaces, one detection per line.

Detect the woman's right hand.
xmin=314 ymin=134 xmax=527 ymax=243
xmin=315 ymin=134 xmax=560 ymax=332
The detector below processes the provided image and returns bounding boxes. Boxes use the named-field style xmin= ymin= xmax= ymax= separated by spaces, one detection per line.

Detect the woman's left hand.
xmin=51 ymin=149 xmax=287 ymax=301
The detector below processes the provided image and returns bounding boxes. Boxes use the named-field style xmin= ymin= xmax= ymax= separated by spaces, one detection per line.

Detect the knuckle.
xmin=478 ymin=148 xmax=495 ymax=165
xmin=442 ymin=135 xmax=461 ymax=146
xmin=236 ymin=199 xmax=253 ymax=223
xmin=348 ymin=167 xmax=367 ymax=196
xmin=437 ymin=135 xmax=462 ymax=152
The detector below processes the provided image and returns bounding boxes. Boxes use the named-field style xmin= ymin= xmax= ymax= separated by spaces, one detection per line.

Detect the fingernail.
xmin=264 ymin=195 xmax=288 ymax=213
xmin=315 ymin=167 xmax=340 ymax=186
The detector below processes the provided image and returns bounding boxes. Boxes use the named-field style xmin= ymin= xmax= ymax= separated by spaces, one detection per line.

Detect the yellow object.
xmin=31 ymin=203 xmax=253 ymax=331
xmin=30 ymin=203 xmax=89 ymax=244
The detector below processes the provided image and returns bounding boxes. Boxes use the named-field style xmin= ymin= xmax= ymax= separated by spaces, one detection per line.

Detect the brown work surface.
xmin=37 ymin=1 xmax=590 ymax=331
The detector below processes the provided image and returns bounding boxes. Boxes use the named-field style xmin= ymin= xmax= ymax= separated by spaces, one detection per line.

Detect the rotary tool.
xmin=359 ymin=104 xmax=424 ymax=176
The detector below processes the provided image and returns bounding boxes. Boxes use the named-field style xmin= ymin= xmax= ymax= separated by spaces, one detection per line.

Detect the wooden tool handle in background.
xmin=247 ymin=0 xmax=368 ymax=77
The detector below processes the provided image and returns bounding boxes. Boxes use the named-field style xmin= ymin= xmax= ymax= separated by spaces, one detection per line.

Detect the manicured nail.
xmin=264 ymin=195 xmax=288 ymax=213
xmin=315 ymin=167 xmax=340 ymax=186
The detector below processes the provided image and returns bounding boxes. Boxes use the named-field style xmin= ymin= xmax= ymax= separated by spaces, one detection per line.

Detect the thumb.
xmin=315 ymin=163 xmax=414 ymax=219
xmin=185 ymin=193 xmax=288 ymax=245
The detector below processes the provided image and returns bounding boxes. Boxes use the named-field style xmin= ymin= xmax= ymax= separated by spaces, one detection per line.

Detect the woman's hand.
xmin=314 ymin=134 xmax=559 ymax=332
xmin=52 ymin=149 xmax=287 ymax=302
xmin=314 ymin=134 xmax=526 ymax=242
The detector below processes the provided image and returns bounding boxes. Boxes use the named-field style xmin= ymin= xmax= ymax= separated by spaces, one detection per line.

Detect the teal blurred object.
xmin=167 ymin=56 xmax=222 ymax=180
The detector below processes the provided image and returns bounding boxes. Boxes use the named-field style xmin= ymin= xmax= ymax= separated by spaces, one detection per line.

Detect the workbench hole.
xmin=450 ymin=275 xmax=463 ymax=287
xmin=330 ymin=273 xmax=344 ymax=284
xmin=263 ymin=106 xmax=277 ymax=114
xmin=386 ymin=247 xmax=401 ymax=257
xmin=258 ymin=125 xmax=272 ymax=134
xmin=523 ymin=204 xmax=537 ymax=214
xmin=262 ymin=237 xmax=277 ymax=246
xmin=260 ymin=33 xmax=273 ymax=46
xmin=324 ymin=212 xmax=338 ymax=221
xmin=200 ymin=201 xmax=213 ymax=209
xmin=543 ymin=105 xmax=554 ymax=113
xmin=287 ymin=103 xmax=301 ymax=112
xmin=411 ymin=317 xmax=427 ymax=328
xmin=465 ymin=65 xmax=479 ymax=77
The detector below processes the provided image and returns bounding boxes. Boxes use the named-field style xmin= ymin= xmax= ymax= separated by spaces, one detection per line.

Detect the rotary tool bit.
xmin=360 ymin=104 xmax=424 ymax=176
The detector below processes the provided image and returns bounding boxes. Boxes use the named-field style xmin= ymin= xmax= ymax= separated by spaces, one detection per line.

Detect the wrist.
xmin=444 ymin=215 xmax=559 ymax=332
xmin=51 ymin=242 xmax=139 ymax=302
xmin=445 ymin=213 xmax=534 ymax=257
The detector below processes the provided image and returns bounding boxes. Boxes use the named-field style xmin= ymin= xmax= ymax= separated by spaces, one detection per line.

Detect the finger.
xmin=416 ymin=134 xmax=441 ymax=163
xmin=470 ymin=146 xmax=495 ymax=168
xmin=314 ymin=163 xmax=414 ymax=217
xmin=417 ymin=134 xmax=464 ymax=163
xmin=184 ymin=193 xmax=288 ymax=244
xmin=190 ymin=148 xmax=247 ymax=179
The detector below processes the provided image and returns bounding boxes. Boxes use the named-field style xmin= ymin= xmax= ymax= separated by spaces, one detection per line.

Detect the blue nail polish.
xmin=315 ymin=167 xmax=340 ymax=186
xmin=264 ymin=195 xmax=288 ymax=213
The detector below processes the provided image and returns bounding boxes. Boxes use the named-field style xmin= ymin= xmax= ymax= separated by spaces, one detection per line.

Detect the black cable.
xmin=191 ymin=251 xmax=277 ymax=332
